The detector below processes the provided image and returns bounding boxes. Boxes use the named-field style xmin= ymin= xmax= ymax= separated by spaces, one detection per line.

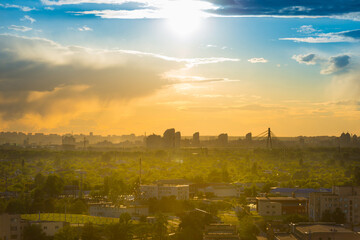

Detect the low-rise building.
xmin=256 ymin=197 xmax=308 ymax=216
xmin=275 ymin=223 xmax=360 ymax=240
xmin=270 ymin=187 xmax=331 ymax=198
xmin=309 ymin=186 xmax=360 ymax=224
xmin=140 ymin=184 xmax=189 ymax=200
xmin=0 ymin=214 xmax=27 ymax=240
xmin=0 ymin=214 xmax=67 ymax=239
xmin=201 ymin=184 xmax=238 ymax=198
xmin=203 ymin=224 xmax=240 ymax=240
xmin=29 ymin=221 xmax=68 ymax=237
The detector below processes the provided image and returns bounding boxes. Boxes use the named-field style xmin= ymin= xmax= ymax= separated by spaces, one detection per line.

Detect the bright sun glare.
xmin=165 ymin=1 xmax=203 ymax=37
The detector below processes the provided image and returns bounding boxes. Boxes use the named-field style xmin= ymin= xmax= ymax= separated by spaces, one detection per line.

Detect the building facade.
xmin=0 ymin=214 xmax=26 ymax=240
xmin=309 ymin=186 xmax=360 ymax=224
xmin=140 ymin=184 xmax=189 ymax=200
xmin=256 ymin=197 xmax=308 ymax=216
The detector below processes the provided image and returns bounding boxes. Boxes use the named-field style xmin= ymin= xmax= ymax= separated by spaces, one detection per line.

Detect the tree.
xmin=237 ymin=216 xmax=259 ymax=240
xmin=44 ymin=175 xmax=64 ymax=197
xmin=23 ymin=224 xmax=47 ymax=240
xmin=54 ymin=225 xmax=79 ymax=240
xmin=321 ymin=208 xmax=346 ymax=224
xmin=333 ymin=207 xmax=346 ymax=224
xmin=35 ymin=173 xmax=46 ymax=188
xmin=6 ymin=199 xmax=26 ymax=214
xmin=152 ymin=213 xmax=168 ymax=240
xmin=177 ymin=211 xmax=212 ymax=240
xmin=81 ymin=222 xmax=100 ymax=240
xmin=106 ymin=222 xmax=133 ymax=240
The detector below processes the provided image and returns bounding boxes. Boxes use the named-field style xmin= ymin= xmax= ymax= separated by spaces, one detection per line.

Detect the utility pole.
xmin=139 ymin=158 xmax=142 ymax=185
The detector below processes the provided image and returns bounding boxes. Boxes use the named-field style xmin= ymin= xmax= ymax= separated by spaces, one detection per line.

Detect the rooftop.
xmin=257 ymin=197 xmax=307 ymax=201
xmin=295 ymin=224 xmax=352 ymax=234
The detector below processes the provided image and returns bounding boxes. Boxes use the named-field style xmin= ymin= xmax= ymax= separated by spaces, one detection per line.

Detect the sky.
xmin=0 ymin=0 xmax=360 ymax=136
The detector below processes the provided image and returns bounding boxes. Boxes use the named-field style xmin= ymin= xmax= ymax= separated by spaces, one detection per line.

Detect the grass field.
xmin=21 ymin=213 xmax=120 ymax=225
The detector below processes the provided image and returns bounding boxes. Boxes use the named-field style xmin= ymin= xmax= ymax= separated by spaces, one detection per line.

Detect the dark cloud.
xmin=205 ymin=0 xmax=360 ymax=17
xmin=0 ymin=34 xmax=238 ymax=122
xmin=321 ymin=55 xmax=351 ymax=74
xmin=292 ymin=53 xmax=317 ymax=65
xmin=0 ymin=34 xmax=180 ymax=120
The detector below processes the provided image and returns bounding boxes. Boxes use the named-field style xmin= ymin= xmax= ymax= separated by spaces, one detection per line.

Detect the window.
xmin=10 ymin=235 xmax=17 ymax=240
xmin=43 ymin=226 xmax=47 ymax=230
xmin=10 ymin=226 xmax=17 ymax=231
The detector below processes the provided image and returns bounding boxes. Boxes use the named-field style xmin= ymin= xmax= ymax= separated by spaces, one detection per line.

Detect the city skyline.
xmin=1 ymin=0 xmax=360 ymax=136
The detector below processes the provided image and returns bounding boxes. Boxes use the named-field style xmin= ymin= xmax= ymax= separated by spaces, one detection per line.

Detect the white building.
xmin=140 ymin=184 xmax=189 ymax=200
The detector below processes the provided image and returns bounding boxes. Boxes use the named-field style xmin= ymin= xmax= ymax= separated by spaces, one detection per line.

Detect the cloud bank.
xmin=292 ymin=53 xmax=351 ymax=74
xmin=38 ymin=0 xmax=360 ymax=20
xmin=0 ymin=34 xmax=238 ymax=127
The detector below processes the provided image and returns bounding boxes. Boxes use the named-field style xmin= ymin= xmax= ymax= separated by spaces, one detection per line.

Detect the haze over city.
xmin=1 ymin=0 xmax=360 ymax=136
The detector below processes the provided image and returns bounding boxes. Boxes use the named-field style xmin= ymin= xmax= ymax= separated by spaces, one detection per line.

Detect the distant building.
xmin=193 ymin=132 xmax=200 ymax=147
xmin=340 ymin=132 xmax=351 ymax=146
xmin=203 ymin=224 xmax=240 ymax=240
xmin=163 ymin=128 xmax=175 ymax=148
xmin=245 ymin=132 xmax=252 ymax=142
xmin=199 ymin=183 xmax=239 ymax=198
xmin=175 ymin=131 xmax=181 ymax=148
xmin=146 ymin=134 xmax=162 ymax=148
xmin=62 ymin=135 xmax=76 ymax=150
xmin=309 ymin=186 xmax=360 ymax=224
xmin=270 ymin=187 xmax=331 ymax=199
xmin=140 ymin=184 xmax=189 ymax=200
xmin=275 ymin=223 xmax=360 ymax=240
xmin=89 ymin=203 xmax=149 ymax=218
xmin=217 ymin=133 xmax=228 ymax=147
xmin=256 ymin=197 xmax=308 ymax=216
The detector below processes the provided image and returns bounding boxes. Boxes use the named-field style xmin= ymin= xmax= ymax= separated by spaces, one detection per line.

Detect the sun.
xmin=164 ymin=1 xmax=204 ymax=37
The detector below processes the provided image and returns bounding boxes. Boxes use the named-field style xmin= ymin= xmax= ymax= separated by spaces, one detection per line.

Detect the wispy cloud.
xmin=206 ymin=44 xmax=228 ymax=50
xmin=0 ymin=3 xmax=35 ymax=12
xmin=78 ymin=25 xmax=92 ymax=31
xmin=8 ymin=25 xmax=32 ymax=32
xmin=297 ymin=25 xmax=317 ymax=34
xmin=21 ymin=15 xmax=36 ymax=24
xmin=280 ymin=27 xmax=360 ymax=43
xmin=248 ymin=57 xmax=268 ymax=63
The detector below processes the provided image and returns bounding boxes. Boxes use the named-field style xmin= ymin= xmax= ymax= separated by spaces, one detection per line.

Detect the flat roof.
xmin=274 ymin=233 xmax=297 ymax=240
xmin=257 ymin=197 xmax=307 ymax=201
xmin=295 ymin=224 xmax=353 ymax=234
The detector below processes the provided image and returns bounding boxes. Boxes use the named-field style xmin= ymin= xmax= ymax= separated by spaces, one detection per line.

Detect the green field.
xmin=21 ymin=213 xmax=119 ymax=225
